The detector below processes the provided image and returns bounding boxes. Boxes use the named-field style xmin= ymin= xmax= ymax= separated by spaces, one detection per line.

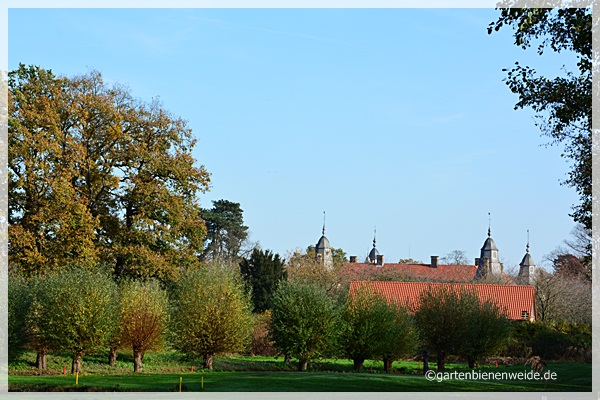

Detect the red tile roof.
xmin=349 ymin=281 xmax=536 ymax=321
xmin=341 ymin=262 xmax=516 ymax=285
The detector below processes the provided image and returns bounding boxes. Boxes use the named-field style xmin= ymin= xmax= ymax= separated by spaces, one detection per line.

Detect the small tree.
xmin=341 ymin=288 xmax=390 ymax=370
xmin=8 ymin=272 xmax=31 ymax=360
xmin=31 ymin=268 xmax=118 ymax=372
xmin=460 ymin=301 xmax=511 ymax=368
xmin=25 ymin=275 xmax=53 ymax=369
xmin=270 ymin=282 xmax=340 ymax=371
xmin=118 ymin=280 xmax=169 ymax=372
xmin=240 ymin=248 xmax=287 ymax=312
xmin=375 ymin=301 xmax=417 ymax=373
xmin=170 ymin=265 xmax=253 ymax=369
xmin=440 ymin=250 xmax=469 ymax=265
xmin=413 ymin=286 xmax=477 ymax=371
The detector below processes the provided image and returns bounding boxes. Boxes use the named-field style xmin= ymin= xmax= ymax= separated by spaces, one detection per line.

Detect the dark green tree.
xmin=375 ymin=301 xmax=417 ymax=373
xmin=201 ymin=200 xmax=249 ymax=263
xmin=341 ymin=288 xmax=388 ymax=370
xmin=413 ymin=286 xmax=477 ymax=371
xmin=460 ymin=300 xmax=511 ymax=368
xmin=489 ymin=8 xmax=592 ymax=233
xmin=7 ymin=272 xmax=31 ymax=360
xmin=270 ymin=282 xmax=340 ymax=371
xmin=341 ymin=288 xmax=416 ymax=372
xmin=239 ymin=248 xmax=287 ymax=313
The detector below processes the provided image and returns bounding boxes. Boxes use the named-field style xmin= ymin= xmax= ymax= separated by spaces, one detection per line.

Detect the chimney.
xmin=349 ymin=256 xmax=357 ymax=263
xmin=430 ymin=256 xmax=439 ymax=268
xmin=376 ymin=255 xmax=384 ymax=266
xmin=475 ymin=258 xmax=480 ymax=266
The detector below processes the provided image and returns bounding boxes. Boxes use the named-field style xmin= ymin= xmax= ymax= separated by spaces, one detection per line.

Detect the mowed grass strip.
xmin=9 ymin=362 xmax=592 ymax=392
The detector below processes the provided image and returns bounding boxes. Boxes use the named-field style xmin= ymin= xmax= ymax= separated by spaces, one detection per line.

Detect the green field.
xmin=8 ymin=352 xmax=592 ymax=392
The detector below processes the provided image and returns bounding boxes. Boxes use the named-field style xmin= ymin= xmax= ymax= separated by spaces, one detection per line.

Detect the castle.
xmin=314 ymin=221 xmax=537 ymax=286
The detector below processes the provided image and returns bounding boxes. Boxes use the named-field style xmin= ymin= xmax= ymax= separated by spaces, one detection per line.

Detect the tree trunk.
xmin=36 ymin=350 xmax=47 ymax=370
xmin=353 ymin=357 xmax=365 ymax=371
xmin=203 ymin=354 xmax=213 ymax=370
xmin=108 ymin=346 xmax=118 ymax=366
xmin=284 ymin=354 xmax=291 ymax=364
xmin=422 ymin=350 xmax=430 ymax=374
xmin=383 ymin=356 xmax=394 ymax=373
xmin=71 ymin=350 xmax=83 ymax=373
xmin=436 ymin=351 xmax=445 ymax=371
xmin=298 ymin=360 xmax=308 ymax=372
xmin=133 ymin=349 xmax=144 ymax=372
xmin=468 ymin=357 xmax=476 ymax=369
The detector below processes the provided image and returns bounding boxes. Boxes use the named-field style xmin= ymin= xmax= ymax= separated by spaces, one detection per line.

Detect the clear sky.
xmin=7 ymin=7 xmax=581 ymax=270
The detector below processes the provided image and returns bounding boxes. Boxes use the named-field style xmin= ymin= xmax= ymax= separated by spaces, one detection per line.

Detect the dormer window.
xmin=521 ymin=310 xmax=529 ymax=320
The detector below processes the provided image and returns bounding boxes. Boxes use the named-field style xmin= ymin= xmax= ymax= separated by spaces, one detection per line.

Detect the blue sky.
xmin=7 ymin=7 xmax=581 ymax=270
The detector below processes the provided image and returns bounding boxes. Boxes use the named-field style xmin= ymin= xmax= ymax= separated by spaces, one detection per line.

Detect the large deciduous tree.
xmin=8 ymin=64 xmax=211 ymax=282
xmin=8 ymin=66 xmax=99 ymax=274
xmin=170 ymin=265 xmax=253 ymax=369
xmin=240 ymin=248 xmax=287 ymax=313
xmin=488 ymin=8 xmax=592 ymax=233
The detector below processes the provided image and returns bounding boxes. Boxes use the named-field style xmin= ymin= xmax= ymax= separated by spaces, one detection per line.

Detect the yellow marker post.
xmin=201 ymin=375 xmax=204 ymax=390
xmin=179 ymin=376 xmax=182 ymax=392
xmin=75 ymin=372 xmax=79 ymax=385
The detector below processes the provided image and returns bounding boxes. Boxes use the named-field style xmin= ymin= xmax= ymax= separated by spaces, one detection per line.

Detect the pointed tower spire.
xmin=367 ymin=226 xmax=381 ymax=265
xmin=519 ymin=229 xmax=535 ymax=285
xmin=373 ymin=227 xmax=377 ymax=248
xmin=315 ymin=212 xmax=333 ymax=270
xmin=476 ymin=212 xmax=502 ymax=279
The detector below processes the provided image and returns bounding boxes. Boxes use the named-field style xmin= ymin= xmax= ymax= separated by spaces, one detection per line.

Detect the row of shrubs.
xmin=502 ymin=321 xmax=592 ymax=362
xmin=9 ymin=266 xmax=590 ymax=374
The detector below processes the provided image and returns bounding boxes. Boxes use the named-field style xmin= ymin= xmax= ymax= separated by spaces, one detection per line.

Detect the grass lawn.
xmin=8 ymin=352 xmax=592 ymax=392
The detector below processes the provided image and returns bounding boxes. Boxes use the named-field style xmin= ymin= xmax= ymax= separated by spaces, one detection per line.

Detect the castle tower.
xmin=315 ymin=212 xmax=333 ymax=270
xmin=366 ymin=228 xmax=384 ymax=266
xmin=475 ymin=219 xmax=504 ymax=279
xmin=518 ymin=231 xmax=536 ymax=285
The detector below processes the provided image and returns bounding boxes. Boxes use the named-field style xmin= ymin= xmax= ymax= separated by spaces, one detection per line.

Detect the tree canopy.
xmin=270 ymin=282 xmax=340 ymax=371
xmin=170 ymin=265 xmax=254 ymax=369
xmin=489 ymin=8 xmax=592 ymax=233
xmin=8 ymin=65 xmax=211 ymax=282
xmin=201 ymin=199 xmax=249 ymax=263
xmin=239 ymin=248 xmax=287 ymax=313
